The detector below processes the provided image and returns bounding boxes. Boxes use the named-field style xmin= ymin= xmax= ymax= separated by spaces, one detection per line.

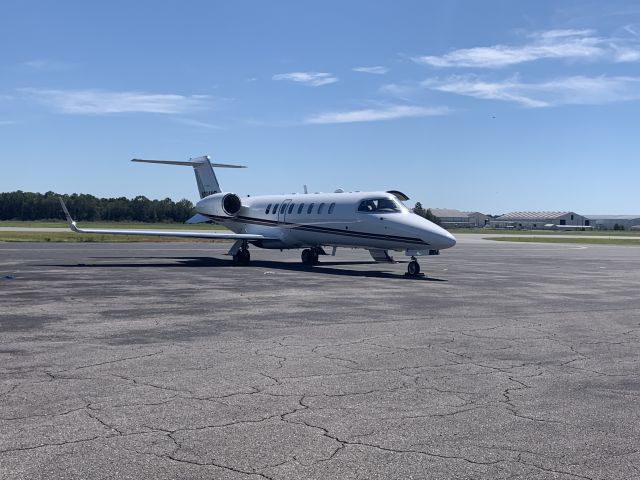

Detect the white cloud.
xmin=272 ymin=72 xmax=338 ymax=86
xmin=413 ymin=29 xmax=634 ymax=68
xmin=353 ymin=66 xmax=389 ymax=75
xmin=612 ymin=45 xmax=640 ymax=62
xmin=423 ymin=75 xmax=640 ymax=107
xmin=21 ymin=89 xmax=212 ymax=114
xmin=0 ymin=120 xmax=18 ymax=126
xmin=174 ymin=118 xmax=221 ymax=129
xmin=22 ymin=59 xmax=74 ymax=71
xmin=305 ymin=105 xmax=449 ymax=124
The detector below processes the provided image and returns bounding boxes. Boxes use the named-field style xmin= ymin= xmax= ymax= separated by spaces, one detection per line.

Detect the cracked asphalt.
xmin=1 ymin=239 xmax=639 ymax=479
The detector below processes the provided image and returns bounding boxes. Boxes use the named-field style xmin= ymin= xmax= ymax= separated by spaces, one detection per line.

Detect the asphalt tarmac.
xmin=1 ymin=239 xmax=639 ymax=479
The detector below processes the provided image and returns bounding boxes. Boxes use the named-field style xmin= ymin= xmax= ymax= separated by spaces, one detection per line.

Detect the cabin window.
xmin=288 ymin=203 xmax=295 ymax=214
xmin=317 ymin=203 xmax=325 ymax=214
xmin=357 ymin=198 xmax=402 ymax=213
xmin=279 ymin=203 xmax=287 ymax=214
xmin=328 ymin=203 xmax=335 ymax=214
xmin=272 ymin=203 xmax=279 ymax=214
xmin=265 ymin=204 xmax=272 ymax=214
xmin=307 ymin=203 xmax=314 ymax=214
xmin=297 ymin=203 xmax=304 ymax=214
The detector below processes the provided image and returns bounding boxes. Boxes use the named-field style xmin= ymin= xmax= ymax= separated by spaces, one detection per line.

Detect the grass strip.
xmin=485 ymin=237 xmax=640 ymax=246
xmin=0 ymin=232 xmax=229 ymax=243
xmin=0 ymin=220 xmax=223 ymax=230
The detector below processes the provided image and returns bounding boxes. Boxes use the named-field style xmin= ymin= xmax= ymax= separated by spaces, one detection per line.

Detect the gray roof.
xmin=429 ymin=208 xmax=469 ymax=218
xmin=585 ymin=215 xmax=640 ymax=220
xmin=496 ymin=211 xmax=574 ymax=221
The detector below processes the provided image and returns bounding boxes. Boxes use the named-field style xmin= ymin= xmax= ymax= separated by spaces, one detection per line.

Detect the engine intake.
xmin=196 ymin=192 xmax=242 ymax=218
xmin=221 ymin=193 xmax=242 ymax=216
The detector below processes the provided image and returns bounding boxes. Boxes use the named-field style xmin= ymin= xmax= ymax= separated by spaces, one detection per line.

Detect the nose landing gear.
xmin=406 ymin=256 xmax=425 ymax=277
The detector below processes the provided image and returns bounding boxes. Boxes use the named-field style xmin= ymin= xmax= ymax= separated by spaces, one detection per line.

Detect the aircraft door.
xmin=278 ymin=199 xmax=292 ymax=223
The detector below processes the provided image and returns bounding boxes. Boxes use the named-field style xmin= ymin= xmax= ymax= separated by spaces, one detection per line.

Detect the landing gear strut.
xmin=301 ymin=247 xmax=320 ymax=266
xmin=406 ymin=256 xmax=423 ymax=276
xmin=233 ymin=241 xmax=251 ymax=266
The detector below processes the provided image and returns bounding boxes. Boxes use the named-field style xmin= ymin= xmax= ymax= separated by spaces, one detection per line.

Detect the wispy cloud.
xmin=21 ymin=88 xmax=212 ymax=114
xmin=0 ymin=120 xmax=18 ymax=126
xmin=305 ymin=104 xmax=449 ymax=124
xmin=22 ymin=59 xmax=75 ymax=71
xmin=413 ymin=29 xmax=639 ymax=68
xmin=353 ymin=66 xmax=389 ymax=75
xmin=423 ymin=75 xmax=640 ymax=107
xmin=174 ymin=118 xmax=222 ymax=129
xmin=272 ymin=72 xmax=338 ymax=86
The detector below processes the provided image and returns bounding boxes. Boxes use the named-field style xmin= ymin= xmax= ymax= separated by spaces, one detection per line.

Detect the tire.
xmin=408 ymin=260 xmax=420 ymax=275
xmin=301 ymin=249 xmax=311 ymax=265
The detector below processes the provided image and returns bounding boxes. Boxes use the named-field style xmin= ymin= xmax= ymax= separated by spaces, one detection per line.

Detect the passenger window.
xmin=328 ymin=203 xmax=335 ymax=214
xmin=265 ymin=204 xmax=272 ymax=214
xmin=317 ymin=203 xmax=325 ymax=214
xmin=307 ymin=203 xmax=314 ymax=214
xmin=288 ymin=203 xmax=295 ymax=214
xmin=273 ymin=203 xmax=279 ymax=214
xmin=298 ymin=203 xmax=304 ymax=214
xmin=279 ymin=203 xmax=287 ymax=214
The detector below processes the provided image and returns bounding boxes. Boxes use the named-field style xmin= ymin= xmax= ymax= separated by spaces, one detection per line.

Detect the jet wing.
xmin=59 ymin=198 xmax=269 ymax=241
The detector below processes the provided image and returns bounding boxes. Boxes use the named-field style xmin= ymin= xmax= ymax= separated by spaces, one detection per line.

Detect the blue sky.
xmin=1 ymin=0 xmax=640 ymax=214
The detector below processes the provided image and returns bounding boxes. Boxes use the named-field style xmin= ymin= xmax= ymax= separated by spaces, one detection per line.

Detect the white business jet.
xmin=60 ymin=155 xmax=456 ymax=275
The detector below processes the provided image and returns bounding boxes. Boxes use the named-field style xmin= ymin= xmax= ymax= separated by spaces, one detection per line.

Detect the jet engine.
xmin=196 ymin=192 xmax=242 ymax=217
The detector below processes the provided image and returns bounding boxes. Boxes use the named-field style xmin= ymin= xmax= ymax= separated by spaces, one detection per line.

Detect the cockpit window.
xmin=357 ymin=198 xmax=404 ymax=213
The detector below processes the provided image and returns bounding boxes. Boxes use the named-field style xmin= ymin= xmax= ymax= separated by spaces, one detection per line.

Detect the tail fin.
xmin=132 ymin=155 xmax=246 ymax=199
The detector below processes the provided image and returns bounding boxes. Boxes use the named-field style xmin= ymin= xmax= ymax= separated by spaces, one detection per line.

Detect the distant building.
xmin=585 ymin=215 xmax=640 ymax=230
xmin=429 ymin=208 xmax=471 ymax=228
xmin=464 ymin=211 xmax=490 ymax=228
xmin=489 ymin=211 xmax=588 ymax=230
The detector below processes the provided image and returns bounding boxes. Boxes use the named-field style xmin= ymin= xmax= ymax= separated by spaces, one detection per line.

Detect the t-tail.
xmin=131 ymin=156 xmax=246 ymax=198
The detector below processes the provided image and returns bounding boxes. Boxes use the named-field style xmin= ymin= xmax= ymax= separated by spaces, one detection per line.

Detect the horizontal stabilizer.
xmin=132 ymin=157 xmax=246 ymax=168
xmin=132 ymin=156 xmax=246 ymax=199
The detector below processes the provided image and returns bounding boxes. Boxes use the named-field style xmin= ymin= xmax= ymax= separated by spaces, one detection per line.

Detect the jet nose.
xmin=441 ymin=231 xmax=457 ymax=249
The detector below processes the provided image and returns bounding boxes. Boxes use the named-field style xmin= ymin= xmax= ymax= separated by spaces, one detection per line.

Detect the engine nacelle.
xmin=196 ymin=192 xmax=242 ymax=218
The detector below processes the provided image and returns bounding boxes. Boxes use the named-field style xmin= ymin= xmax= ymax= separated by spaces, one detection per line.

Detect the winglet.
xmin=59 ymin=198 xmax=80 ymax=233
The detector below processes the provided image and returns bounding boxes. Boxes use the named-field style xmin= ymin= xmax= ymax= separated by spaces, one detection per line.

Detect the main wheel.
xmin=408 ymin=260 xmax=420 ymax=275
xmin=234 ymin=250 xmax=250 ymax=266
xmin=301 ymin=249 xmax=312 ymax=265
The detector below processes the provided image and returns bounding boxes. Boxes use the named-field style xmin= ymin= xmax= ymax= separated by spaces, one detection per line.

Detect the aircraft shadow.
xmin=46 ymin=256 xmax=447 ymax=281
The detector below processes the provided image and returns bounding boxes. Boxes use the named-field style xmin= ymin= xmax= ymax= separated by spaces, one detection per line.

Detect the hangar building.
xmin=465 ymin=211 xmax=490 ymax=228
xmin=428 ymin=208 xmax=470 ymax=228
xmin=490 ymin=211 xmax=588 ymax=229
xmin=585 ymin=215 xmax=640 ymax=230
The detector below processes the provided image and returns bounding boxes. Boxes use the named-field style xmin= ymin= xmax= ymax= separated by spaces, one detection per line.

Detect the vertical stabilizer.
xmin=132 ymin=156 xmax=246 ymax=198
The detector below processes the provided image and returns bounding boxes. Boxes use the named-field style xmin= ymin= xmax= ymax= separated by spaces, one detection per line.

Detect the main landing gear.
xmin=406 ymin=256 xmax=424 ymax=277
xmin=232 ymin=241 xmax=251 ymax=266
xmin=301 ymin=247 xmax=321 ymax=266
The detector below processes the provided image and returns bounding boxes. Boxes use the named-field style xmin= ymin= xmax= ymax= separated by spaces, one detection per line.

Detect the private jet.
xmin=60 ymin=155 xmax=456 ymax=275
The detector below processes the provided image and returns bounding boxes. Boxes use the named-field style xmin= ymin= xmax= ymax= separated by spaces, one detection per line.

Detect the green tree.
xmin=413 ymin=202 xmax=441 ymax=225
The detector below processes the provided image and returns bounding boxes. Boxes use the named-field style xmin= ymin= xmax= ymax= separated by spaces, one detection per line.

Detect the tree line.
xmin=0 ymin=191 xmax=440 ymax=225
xmin=413 ymin=202 xmax=442 ymax=225
xmin=0 ymin=191 xmax=195 ymax=223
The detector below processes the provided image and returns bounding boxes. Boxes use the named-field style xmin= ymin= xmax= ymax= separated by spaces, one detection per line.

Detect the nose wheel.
xmin=406 ymin=256 xmax=424 ymax=277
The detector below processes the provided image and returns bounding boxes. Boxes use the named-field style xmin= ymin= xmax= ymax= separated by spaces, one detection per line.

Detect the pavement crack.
xmin=515 ymin=459 xmax=595 ymax=480
xmin=51 ymin=350 xmax=164 ymax=374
